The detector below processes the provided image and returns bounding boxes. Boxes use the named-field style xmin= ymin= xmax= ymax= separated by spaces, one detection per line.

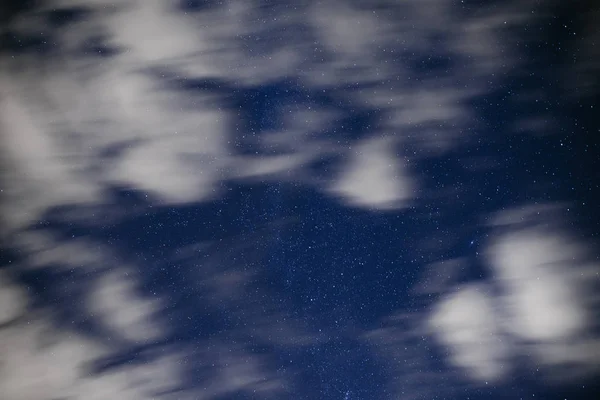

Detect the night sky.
xmin=0 ymin=1 xmax=599 ymax=400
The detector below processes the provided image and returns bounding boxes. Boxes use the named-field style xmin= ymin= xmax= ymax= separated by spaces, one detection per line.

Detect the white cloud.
xmin=0 ymin=318 xmax=102 ymax=400
xmin=487 ymin=230 xmax=591 ymax=342
xmin=232 ymin=153 xmax=314 ymax=180
xmin=13 ymin=232 xmax=112 ymax=272
xmin=390 ymin=86 xmax=473 ymax=127
xmin=309 ymin=1 xmax=384 ymax=59
xmin=428 ymin=285 xmax=510 ymax=382
xmin=107 ymin=0 xmax=202 ymax=65
xmin=105 ymin=135 xmax=225 ymax=204
xmin=0 ymin=1 xmax=590 ymax=397
xmin=328 ymin=137 xmax=415 ymax=210
xmin=531 ymin=339 xmax=600 ymax=382
xmin=0 ymin=230 xmax=184 ymax=400
xmin=0 ymin=302 xmax=182 ymax=400
xmin=427 ymin=205 xmax=600 ymax=384
xmin=0 ymin=0 xmax=547 ymax=233
xmin=0 ymin=231 xmax=308 ymax=399
xmin=0 ymin=80 xmax=100 ymax=232
xmin=89 ymin=270 xmax=165 ymax=343
xmin=0 ymin=0 xmax=235 ymax=233
xmin=0 ymin=58 xmax=230 ymax=231
xmin=0 ymin=272 xmax=28 ymax=326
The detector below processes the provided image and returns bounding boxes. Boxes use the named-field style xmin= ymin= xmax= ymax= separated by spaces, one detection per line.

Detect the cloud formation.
xmin=0 ymin=0 xmax=549 ymax=235
xmin=427 ymin=205 xmax=600 ymax=384
xmin=0 ymin=0 xmax=596 ymax=399
xmin=428 ymin=285 xmax=510 ymax=382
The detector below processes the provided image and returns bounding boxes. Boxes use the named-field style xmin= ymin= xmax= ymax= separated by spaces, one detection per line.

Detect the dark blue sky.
xmin=0 ymin=1 xmax=599 ymax=400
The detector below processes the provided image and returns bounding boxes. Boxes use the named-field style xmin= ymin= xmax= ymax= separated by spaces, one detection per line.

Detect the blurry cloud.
xmin=0 ymin=229 xmax=315 ymax=399
xmin=449 ymin=8 xmax=530 ymax=75
xmin=564 ymin=4 xmax=600 ymax=100
xmin=175 ymin=238 xmax=327 ymax=349
xmin=428 ymin=285 xmax=510 ymax=382
xmin=0 ymin=287 xmax=183 ymax=400
xmin=485 ymin=203 xmax=567 ymax=227
xmin=0 ymin=0 xmax=555 ymax=231
xmin=364 ymin=312 xmax=462 ymax=400
xmin=0 ymin=317 xmax=103 ymax=400
xmin=0 ymin=81 xmax=100 ymax=232
xmin=389 ymin=86 xmax=473 ymax=127
xmin=487 ymin=230 xmax=591 ymax=342
xmin=0 ymin=1 xmax=595 ymax=399
xmin=0 ymin=272 xmax=28 ymax=326
xmin=412 ymin=258 xmax=466 ymax=296
xmin=426 ymin=204 xmax=600 ymax=384
xmin=88 ymin=270 xmax=165 ymax=343
xmin=108 ymin=0 xmax=202 ymax=64
xmin=232 ymin=153 xmax=314 ymax=181
xmin=309 ymin=1 xmax=384 ymax=59
xmin=0 ymin=227 xmax=188 ymax=399
xmin=189 ymin=341 xmax=287 ymax=399
xmin=13 ymin=232 xmax=112 ymax=272
xmin=328 ymin=137 xmax=415 ymax=210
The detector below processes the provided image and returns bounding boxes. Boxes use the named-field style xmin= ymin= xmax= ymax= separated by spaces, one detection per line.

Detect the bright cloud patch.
xmin=0 ymin=272 xmax=28 ymax=326
xmin=428 ymin=205 xmax=600 ymax=384
xmin=0 ymin=279 xmax=182 ymax=400
xmin=89 ymin=270 xmax=165 ymax=343
xmin=428 ymin=285 xmax=509 ymax=382
xmin=329 ymin=137 xmax=415 ymax=210
xmin=488 ymin=231 xmax=589 ymax=341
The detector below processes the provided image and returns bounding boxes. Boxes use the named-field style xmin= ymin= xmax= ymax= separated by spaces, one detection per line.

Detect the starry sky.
xmin=0 ymin=1 xmax=599 ymax=400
